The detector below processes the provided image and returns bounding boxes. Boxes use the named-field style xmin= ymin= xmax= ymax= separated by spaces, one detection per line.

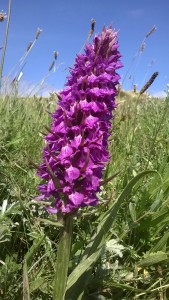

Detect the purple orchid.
xmin=37 ymin=26 xmax=122 ymax=214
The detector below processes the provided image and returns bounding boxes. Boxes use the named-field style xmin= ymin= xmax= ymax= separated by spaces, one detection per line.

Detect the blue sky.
xmin=0 ymin=0 xmax=169 ymax=96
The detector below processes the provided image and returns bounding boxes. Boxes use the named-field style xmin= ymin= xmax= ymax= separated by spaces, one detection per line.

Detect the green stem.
xmin=53 ymin=215 xmax=73 ymax=300
xmin=0 ymin=0 xmax=12 ymax=91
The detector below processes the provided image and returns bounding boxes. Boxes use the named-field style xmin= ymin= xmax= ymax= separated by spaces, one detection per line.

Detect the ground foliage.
xmin=1 ymin=92 xmax=169 ymax=299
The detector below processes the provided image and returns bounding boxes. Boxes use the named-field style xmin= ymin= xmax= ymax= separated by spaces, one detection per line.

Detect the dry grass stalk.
xmin=0 ymin=0 xmax=12 ymax=91
xmin=88 ymin=18 xmax=96 ymax=38
xmin=54 ymin=51 xmax=58 ymax=60
xmin=117 ymin=83 xmax=121 ymax=93
xmin=79 ymin=18 xmax=96 ymax=53
xmin=3 ymin=25 xmax=43 ymax=92
xmin=26 ymin=41 xmax=33 ymax=52
xmin=48 ymin=61 xmax=55 ymax=72
xmin=140 ymin=72 xmax=159 ymax=95
xmin=122 ymin=25 xmax=157 ymax=87
xmin=139 ymin=42 xmax=145 ymax=53
xmin=146 ymin=25 xmax=157 ymax=38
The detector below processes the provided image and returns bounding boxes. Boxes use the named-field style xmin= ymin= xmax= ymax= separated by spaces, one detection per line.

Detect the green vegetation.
xmin=1 ymin=92 xmax=169 ymax=299
xmin=1 ymin=4 xmax=169 ymax=298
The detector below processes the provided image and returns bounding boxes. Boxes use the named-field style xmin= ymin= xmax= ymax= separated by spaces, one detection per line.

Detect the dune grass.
xmin=1 ymin=4 xmax=169 ymax=298
xmin=1 ymin=92 xmax=169 ymax=299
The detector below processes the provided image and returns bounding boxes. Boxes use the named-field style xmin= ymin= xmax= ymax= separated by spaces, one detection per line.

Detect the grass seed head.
xmin=54 ymin=51 xmax=58 ymax=60
xmin=88 ymin=18 xmax=96 ymax=38
xmin=146 ymin=25 xmax=157 ymax=38
xmin=140 ymin=72 xmax=159 ymax=95
xmin=0 ymin=11 xmax=7 ymax=22
xmin=26 ymin=41 xmax=33 ymax=52
xmin=35 ymin=27 xmax=42 ymax=40
xmin=48 ymin=60 xmax=55 ymax=71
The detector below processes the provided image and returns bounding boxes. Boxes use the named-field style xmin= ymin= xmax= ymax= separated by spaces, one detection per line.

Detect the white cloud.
xmin=18 ymin=80 xmax=55 ymax=97
xmin=1 ymin=77 xmax=57 ymax=97
xmin=151 ymin=90 xmax=167 ymax=98
xmin=128 ymin=9 xmax=144 ymax=17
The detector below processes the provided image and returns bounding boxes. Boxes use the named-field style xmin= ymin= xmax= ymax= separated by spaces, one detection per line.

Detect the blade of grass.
xmin=66 ymin=170 xmax=157 ymax=297
xmin=23 ymin=260 xmax=30 ymax=300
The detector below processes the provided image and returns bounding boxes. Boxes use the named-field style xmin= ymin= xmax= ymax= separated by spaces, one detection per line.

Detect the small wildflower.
xmin=37 ymin=26 xmax=122 ymax=214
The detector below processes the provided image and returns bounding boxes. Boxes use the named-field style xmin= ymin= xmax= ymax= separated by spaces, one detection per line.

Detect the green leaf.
xmin=77 ymin=291 xmax=85 ymax=300
xmin=1 ymin=199 xmax=8 ymax=215
xmin=152 ymin=212 xmax=169 ymax=234
xmin=37 ymin=217 xmax=63 ymax=227
xmin=6 ymin=202 xmax=21 ymax=215
xmin=66 ymin=247 xmax=102 ymax=291
xmin=138 ymin=251 xmax=168 ymax=267
xmin=83 ymin=170 xmax=157 ymax=261
xmin=25 ymin=234 xmax=45 ymax=266
xmin=66 ymin=170 xmax=157 ymax=297
xmin=150 ymin=231 xmax=169 ymax=253
xmin=53 ymin=216 xmax=73 ymax=300
xmin=23 ymin=260 xmax=30 ymax=300
xmin=65 ymin=269 xmax=92 ymax=300
xmin=30 ymin=277 xmax=45 ymax=292
xmin=6 ymin=137 xmax=24 ymax=147
xmin=103 ymin=280 xmax=145 ymax=293
xmin=0 ymin=224 xmax=10 ymax=242
xmin=129 ymin=202 xmax=136 ymax=222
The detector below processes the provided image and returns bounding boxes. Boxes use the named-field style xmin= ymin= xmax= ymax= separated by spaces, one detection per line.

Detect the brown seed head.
xmin=146 ymin=25 xmax=156 ymax=38
xmin=139 ymin=42 xmax=146 ymax=53
xmin=91 ymin=18 xmax=96 ymax=32
xmin=140 ymin=72 xmax=159 ymax=95
xmin=133 ymin=84 xmax=137 ymax=93
xmin=88 ymin=18 xmax=96 ymax=38
xmin=35 ymin=27 xmax=42 ymax=39
xmin=27 ymin=41 xmax=33 ymax=52
xmin=48 ymin=61 xmax=55 ymax=71
xmin=54 ymin=51 xmax=58 ymax=60
xmin=0 ymin=11 xmax=7 ymax=22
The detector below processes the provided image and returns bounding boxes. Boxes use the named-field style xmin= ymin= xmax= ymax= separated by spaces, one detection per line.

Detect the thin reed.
xmin=0 ymin=0 xmax=12 ymax=90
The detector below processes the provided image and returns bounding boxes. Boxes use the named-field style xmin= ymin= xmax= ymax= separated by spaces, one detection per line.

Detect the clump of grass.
xmin=1 ymin=90 xmax=169 ymax=299
xmin=1 ymin=4 xmax=169 ymax=299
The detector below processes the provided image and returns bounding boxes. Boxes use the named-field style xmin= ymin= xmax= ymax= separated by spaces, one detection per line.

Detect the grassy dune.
xmin=1 ymin=93 xmax=169 ymax=299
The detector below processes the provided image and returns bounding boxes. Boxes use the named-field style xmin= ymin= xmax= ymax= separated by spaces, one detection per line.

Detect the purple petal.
xmin=58 ymin=145 xmax=73 ymax=159
xmin=85 ymin=115 xmax=99 ymax=128
xmin=69 ymin=192 xmax=84 ymax=206
xmin=65 ymin=166 xmax=80 ymax=182
xmin=37 ymin=26 xmax=122 ymax=214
